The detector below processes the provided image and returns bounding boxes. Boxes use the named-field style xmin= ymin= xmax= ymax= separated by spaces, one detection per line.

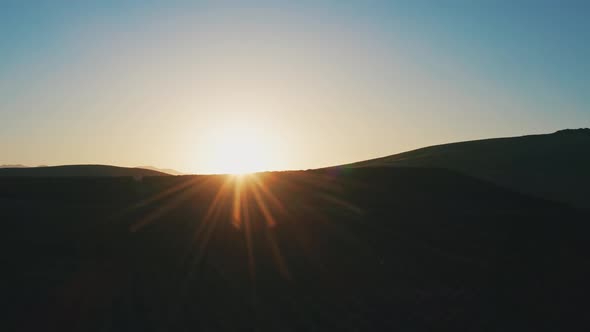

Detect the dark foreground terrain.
xmin=2 ymin=168 xmax=589 ymax=331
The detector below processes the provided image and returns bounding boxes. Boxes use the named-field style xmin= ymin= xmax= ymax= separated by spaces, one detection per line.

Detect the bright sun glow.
xmin=203 ymin=124 xmax=281 ymax=175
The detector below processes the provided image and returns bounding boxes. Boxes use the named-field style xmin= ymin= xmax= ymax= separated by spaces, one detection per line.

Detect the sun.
xmin=204 ymin=125 xmax=280 ymax=175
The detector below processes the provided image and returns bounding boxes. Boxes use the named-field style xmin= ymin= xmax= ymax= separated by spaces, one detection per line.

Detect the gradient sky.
xmin=1 ymin=1 xmax=589 ymax=173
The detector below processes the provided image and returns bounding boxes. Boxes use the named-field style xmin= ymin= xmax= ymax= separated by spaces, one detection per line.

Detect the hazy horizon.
xmin=1 ymin=128 xmax=587 ymax=175
xmin=2 ymin=1 xmax=589 ymax=173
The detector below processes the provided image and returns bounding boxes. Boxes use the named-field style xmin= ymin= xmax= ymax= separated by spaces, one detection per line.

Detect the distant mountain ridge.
xmin=138 ymin=166 xmax=184 ymax=175
xmin=343 ymin=128 xmax=590 ymax=209
xmin=0 ymin=165 xmax=168 ymax=178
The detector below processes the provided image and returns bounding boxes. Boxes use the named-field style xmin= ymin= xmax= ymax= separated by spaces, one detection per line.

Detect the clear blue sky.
xmin=1 ymin=1 xmax=588 ymax=173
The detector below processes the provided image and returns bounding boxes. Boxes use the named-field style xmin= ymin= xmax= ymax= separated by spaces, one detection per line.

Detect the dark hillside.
xmin=0 ymin=164 xmax=167 ymax=178
xmin=344 ymin=129 xmax=590 ymax=209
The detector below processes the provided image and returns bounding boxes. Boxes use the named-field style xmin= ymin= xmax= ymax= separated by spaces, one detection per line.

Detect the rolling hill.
xmin=343 ymin=128 xmax=590 ymax=209
xmin=0 ymin=164 xmax=168 ymax=178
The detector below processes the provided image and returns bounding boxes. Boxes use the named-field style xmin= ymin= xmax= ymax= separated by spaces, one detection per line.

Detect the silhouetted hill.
xmin=138 ymin=165 xmax=184 ymax=175
xmin=343 ymin=129 xmax=590 ymax=209
xmin=0 ymin=164 xmax=167 ymax=178
xmin=3 ymin=168 xmax=588 ymax=331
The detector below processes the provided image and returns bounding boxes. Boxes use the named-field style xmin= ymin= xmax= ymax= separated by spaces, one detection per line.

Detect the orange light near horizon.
xmin=127 ymin=168 xmax=359 ymax=283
